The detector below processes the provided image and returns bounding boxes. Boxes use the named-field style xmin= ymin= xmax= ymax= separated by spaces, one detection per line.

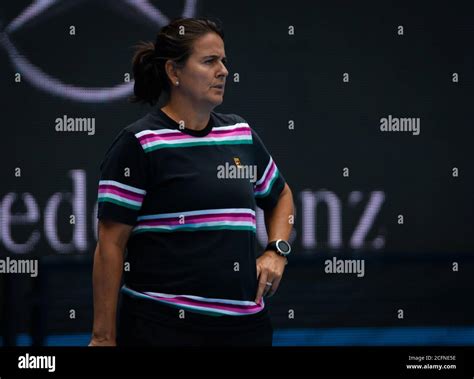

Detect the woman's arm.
xmin=255 ymin=183 xmax=294 ymax=303
xmin=264 ymin=183 xmax=294 ymax=244
xmin=89 ymin=220 xmax=133 ymax=346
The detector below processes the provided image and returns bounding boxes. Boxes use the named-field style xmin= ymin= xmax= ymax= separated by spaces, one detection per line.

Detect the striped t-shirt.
xmin=97 ymin=106 xmax=286 ymax=316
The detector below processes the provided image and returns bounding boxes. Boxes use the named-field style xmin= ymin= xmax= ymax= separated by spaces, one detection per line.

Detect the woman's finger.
xmin=255 ymin=270 xmax=268 ymax=303
xmin=267 ymin=275 xmax=282 ymax=297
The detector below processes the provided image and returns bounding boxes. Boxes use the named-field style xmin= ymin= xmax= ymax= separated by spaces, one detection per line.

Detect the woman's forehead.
xmin=192 ymin=33 xmax=225 ymax=57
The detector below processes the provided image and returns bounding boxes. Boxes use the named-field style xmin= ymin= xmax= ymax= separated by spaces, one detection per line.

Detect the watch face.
xmin=277 ymin=240 xmax=291 ymax=254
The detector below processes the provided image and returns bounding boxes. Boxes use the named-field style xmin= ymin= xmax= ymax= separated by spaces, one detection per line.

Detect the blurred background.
xmin=0 ymin=0 xmax=473 ymax=346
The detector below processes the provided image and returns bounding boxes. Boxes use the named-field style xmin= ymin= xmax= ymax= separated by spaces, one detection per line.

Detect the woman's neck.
xmin=161 ymin=96 xmax=212 ymax=131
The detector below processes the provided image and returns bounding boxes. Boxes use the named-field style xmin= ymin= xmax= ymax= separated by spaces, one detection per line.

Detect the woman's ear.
xmin=164 ymin=60 xmax=179 ymax=86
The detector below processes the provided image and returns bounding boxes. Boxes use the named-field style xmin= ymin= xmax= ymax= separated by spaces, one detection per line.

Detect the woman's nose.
xmin=218 ymin=61 xmax=229 ymax=76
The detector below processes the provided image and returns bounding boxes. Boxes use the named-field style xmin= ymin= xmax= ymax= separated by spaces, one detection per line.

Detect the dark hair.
xmin=130 ymin=17 xmax=224 ymax=106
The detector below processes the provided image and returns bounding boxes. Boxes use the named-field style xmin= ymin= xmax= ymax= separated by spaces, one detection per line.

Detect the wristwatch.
xmin=266 ymin=239 xmax=291 ymax=264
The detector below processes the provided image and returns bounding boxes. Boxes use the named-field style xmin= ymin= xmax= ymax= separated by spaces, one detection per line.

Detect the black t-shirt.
xmin=97 ymin=106 xmax=286 ymax=316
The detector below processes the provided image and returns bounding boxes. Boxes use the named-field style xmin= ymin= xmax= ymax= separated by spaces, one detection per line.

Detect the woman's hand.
xmin=88 ymin=336 xmax=116 ymax=346
xmin=255 ymin=250 xmax=287 ymax=303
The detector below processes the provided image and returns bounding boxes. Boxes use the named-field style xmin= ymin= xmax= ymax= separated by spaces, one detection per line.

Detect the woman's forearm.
xmin=91 ymin=241 xmax=124 ymax=341
xmin=264 ymin=185 xmax=294 ymax=242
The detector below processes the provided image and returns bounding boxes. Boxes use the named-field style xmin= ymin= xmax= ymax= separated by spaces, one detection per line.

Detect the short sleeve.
xmin=97 ymin=129 xmax=149 ymax=226
xmin=230 ymin=114 xmax=286 ymax=211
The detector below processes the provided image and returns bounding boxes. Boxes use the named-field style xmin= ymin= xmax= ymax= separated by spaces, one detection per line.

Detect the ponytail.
xmin=130 ymin=41 xmax=164 ymax=105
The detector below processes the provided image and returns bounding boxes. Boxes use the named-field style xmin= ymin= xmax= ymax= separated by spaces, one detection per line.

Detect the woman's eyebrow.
xmin=202 ymin=55 xmax=227 ymax=60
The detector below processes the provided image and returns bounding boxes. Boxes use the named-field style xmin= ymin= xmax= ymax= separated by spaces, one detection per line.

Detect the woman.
xmin=89 ymin=17 xmax=294 ymax=346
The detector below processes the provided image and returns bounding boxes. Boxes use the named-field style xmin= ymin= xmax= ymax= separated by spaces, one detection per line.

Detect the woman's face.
xmin=175 ymin=32 xmax=229 ymax=108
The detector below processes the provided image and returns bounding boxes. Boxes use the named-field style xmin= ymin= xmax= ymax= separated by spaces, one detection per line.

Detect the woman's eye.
xmin=205 ymin=59 xmax=227 ymax=65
